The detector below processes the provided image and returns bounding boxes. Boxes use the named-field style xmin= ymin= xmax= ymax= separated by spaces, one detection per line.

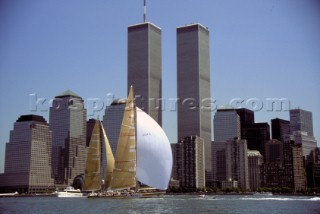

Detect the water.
xmin=0 ymin=194 xmax=319 ymax=214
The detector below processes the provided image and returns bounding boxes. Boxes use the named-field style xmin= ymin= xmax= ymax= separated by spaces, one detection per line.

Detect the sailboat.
xmin=87 ymin=86 xmax=172 ymax=197
xmin=83 ymin=120 xmax=115 ymax=195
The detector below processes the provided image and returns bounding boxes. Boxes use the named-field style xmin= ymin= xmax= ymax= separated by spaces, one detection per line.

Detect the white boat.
xmin=54 ymin=186 xmax=83 ymax=197
xmin=85 ymin=86 xmax=173 ymax=198
xmin=0 ymin=192 xmax=19 ymax=197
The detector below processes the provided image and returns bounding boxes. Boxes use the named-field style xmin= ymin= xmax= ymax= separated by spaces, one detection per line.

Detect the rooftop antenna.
xmin=143 ymin=0 xmax=147 ymax=23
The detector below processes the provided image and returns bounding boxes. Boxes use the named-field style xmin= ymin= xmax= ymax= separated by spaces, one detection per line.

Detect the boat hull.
xmin=55 ymin=192 xmax=84 ymax=198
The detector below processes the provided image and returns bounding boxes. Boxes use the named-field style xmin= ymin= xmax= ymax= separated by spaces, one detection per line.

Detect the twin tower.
xmin=127 ymin=22 xmax=212 ymax=172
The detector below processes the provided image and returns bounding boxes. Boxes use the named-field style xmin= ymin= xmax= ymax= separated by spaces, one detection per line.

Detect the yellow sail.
xmin=83 ymin=121 xmax=101 ymax=191
xmin=110 ymin=86 xmax=136 ymax=190
xmin=100 ymin=121 xmax=115 ymax=189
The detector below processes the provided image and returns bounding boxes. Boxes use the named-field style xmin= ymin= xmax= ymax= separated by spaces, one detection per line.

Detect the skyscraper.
xmin=177 ymin=23 xmax=212 ymax=173
xmin=225 ymin=138 xmax=249 ymax=190
xmin=289 ymin=109 xmax=317 ymax=156
xmin=172 ymin=136 xmax=205 ymax=189
xmin=49 ymin=90 xmax=87 ymax=185
xmin=235 ymin=108 xmax=254 ymax=139
xmin=242 ymin=122 xmax=270 ymax=158
xmin=271 ymin=118 xmax=290 ymax=142
xmin=214 ymin=108 xmax=241 ymax=142
xmin=247 ymin=150 xmax=263 ymax=191
xmin=290 ymin=109 xmax=314 ymax=137
xmin=212 ymin=107 xmax=240 ymax=184
xmin=0 ymin=115 xmax=54 ymax=193
xmin=127 ymin=22 xmax=162 ymax=126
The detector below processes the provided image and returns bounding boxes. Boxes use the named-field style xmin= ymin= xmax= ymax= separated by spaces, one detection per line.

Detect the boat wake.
xmin=239 ymin=196 xmax=320 ymax=201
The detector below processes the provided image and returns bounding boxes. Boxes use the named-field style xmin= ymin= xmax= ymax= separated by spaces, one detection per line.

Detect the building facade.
xmin=225 ymin=138 xmax=249 ymax=190
xmin=172 ymin=136 xmax=205 ymax=190
xmin=235 ymin=108 xmax=254 ymax=139
xmin=127 ymin=22 xmax=162 ymax=126
xmin=242 ymin=122 xmax=270 ymax=158
xmin=49 ymin=90 xmax=87 ymax=185
xmin=271 ymin=118 xmax=290 ymax=142
xmin=306 ymin=147 xmax=320 ymax=188
xmin=248 ymin=150 xmax=263 ymax=191
xmin=177 ymin=23 xmax=212 ymax=173
xmin=289 ymin=109 xmax=317 ymax=156
xmin=0 ymin=115 xmax=54 ymax=193
xmin=213 ymin=108 xmax=241 ymax=142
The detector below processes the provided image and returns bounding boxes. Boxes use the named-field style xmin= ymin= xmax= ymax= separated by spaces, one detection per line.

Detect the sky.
xmin=0 ymin=0 xmax=319 ymax=173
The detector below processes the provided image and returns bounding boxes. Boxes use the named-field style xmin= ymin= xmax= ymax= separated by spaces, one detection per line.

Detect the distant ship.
xmin=84 ymin=86 xmax=173 ymax=198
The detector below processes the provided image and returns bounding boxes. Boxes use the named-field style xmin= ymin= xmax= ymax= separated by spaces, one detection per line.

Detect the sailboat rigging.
xmin=86 ymin=86 xmax=172 ymax=197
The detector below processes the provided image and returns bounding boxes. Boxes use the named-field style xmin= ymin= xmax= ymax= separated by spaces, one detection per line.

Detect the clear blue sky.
xmin=0 ymin=0 xmax=319 ymax=173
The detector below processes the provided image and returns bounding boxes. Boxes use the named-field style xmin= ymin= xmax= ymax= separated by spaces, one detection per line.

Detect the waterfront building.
xmin=127 ymin=22 xmax=162 ymax=125
xmin=225 ymin=138 xmax=249 ymax=190
xmin=247 ymin=150 xmax=263 ymax=191
xmin=271 ymin=118 xmax=290 ymax=142
xmin=211 ymin=141 xmax=227 ymax=182
xmin=283 ymin=141 xmax=306 ymax=191
xmin=213 ymin=108 xmax=241 ymax=142
xmin=177 ymin=23 xmax=212 ymax=174
xmin=102 ymin=99 xmax=126 ymax=155
xmin=49 ymin=90 xmax=87 ymax=185
xmin=265 ymin=139 xmax=283 ymax=164
xmin=172 ymin=136 xmax=205 ymax=190
xmin=261 ymin=139 xmax=306 ymax=191
xmin=306 ymin=147 xmax=320 ymax=188
xmin=242 ymin=122 xmax=270 ymax=158
xmin=86 ymin=119 xmax=96 ymax=147
xmin=289 ymin=109 xmax=317 ymax=156
xmin=0 ymin=115 xmax=54 ymax=193
xmin=235 ymin=108 xmax=254 ymax=139
xmin=212 ymin=107 xmax=240 ymax=185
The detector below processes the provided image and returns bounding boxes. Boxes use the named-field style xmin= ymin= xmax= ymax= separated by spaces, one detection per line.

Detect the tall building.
xmin=235 ymin=108 xmax=254 ymax=139
xmin=271 ymin=118 xmax=290 ymax=142
xmin=242 ymin=122 xmax=270 ymax=158
xmin=0 ymin=115 xmax=54 ymax=193
xmin=265 ymin=139 xmax=283 ymax=164
xmin=213 ymin=108 xmax=241 ymax=142
xmin=212 ymin=107 xmax=240 ymax=185
xmin=261 ymin=139 xmax=306 ymax=191
xmin=127 ymin=22 xmax=162 ymax=126
xmin=211 ymin=142 xmax=226 ymax=182
xmin=290 ymin=109 xmax=314 ymax=137
xmin=225 ymin=138 xmax=249 ymax=190
xmin=247 ymin=150 xmax=263 ymax=191
xmin=283 ymin=141 xmax=306 ymax=191
xmin=177 ymin=23 xmax=212 ymax=173
xmin=86 ymin=119 xmax=96 ymax=147
xmin=49 ymin=90 xmax=87 ymax=185
xmin=289 ymin=109 xmax=317 ymax=156
xmin=102 ymin=99 xmax=127 ymax=155
xmin=172 ymin=136 xmax=205 ymax=190
xmin=306 ymin=147 xmax=320 ymax=188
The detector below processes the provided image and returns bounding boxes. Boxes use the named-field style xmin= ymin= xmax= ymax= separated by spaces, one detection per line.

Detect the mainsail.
xmin=136 ymin=107 xmax=173 ymax=190
xmin=83 ymin=121 xmax=101 ymax=191
xmin=101 ymin=121 xmax=115 ymax=189
xmin=110 ymin=86 xmax=136 ymax=190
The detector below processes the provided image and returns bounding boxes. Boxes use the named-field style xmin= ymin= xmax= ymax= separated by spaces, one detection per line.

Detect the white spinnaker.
xmin=136 ymin=107 xmax=173 ymax=190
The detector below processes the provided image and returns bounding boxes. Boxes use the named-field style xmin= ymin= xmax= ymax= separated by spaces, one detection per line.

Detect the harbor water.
xmin=0 ymin=194 xmax=319 ymax=214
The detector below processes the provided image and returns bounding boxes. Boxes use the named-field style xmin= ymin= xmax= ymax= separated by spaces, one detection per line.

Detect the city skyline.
xmin=1 ymin=0 xmax=319 ymax=173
